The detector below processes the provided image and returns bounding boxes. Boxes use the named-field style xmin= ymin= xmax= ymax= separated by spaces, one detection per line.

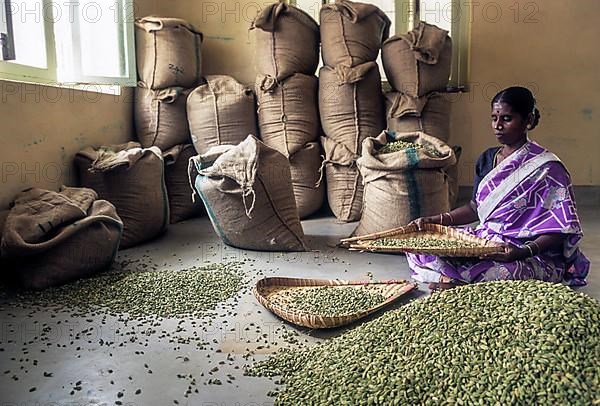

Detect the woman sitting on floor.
xmin=407 ymin=86 xmax=590 ymax=288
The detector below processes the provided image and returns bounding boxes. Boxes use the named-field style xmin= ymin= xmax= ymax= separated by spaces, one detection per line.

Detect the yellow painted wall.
xmin=449 ymin=0 xmax=600 ymax=186
xmin=0 ymin=0 xmax=159 ymax=209
xmin=0 ymin=83 xmax=134 ymax=209
xmin=150 ymin=0 xmax=599 ymax=186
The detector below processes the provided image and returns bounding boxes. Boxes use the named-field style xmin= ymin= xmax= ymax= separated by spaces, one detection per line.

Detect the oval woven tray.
xmin=253 ymin=277 xmax=417 ymax=329
xmin=341 ymin=223 xmax=505 ymax=257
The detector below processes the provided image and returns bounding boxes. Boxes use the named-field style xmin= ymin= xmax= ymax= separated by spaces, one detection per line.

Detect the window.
xmin=0 ymin=0 xmax=136 ymax=88
xmin=293 ymin=0 xmax=470 ymax=89
xmin=1 ymin=0 xmax=15 ymax=60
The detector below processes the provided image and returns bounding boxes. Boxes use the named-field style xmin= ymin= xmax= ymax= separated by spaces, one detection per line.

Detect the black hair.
xmin=491 ymin=86 xmax=541 ymax=130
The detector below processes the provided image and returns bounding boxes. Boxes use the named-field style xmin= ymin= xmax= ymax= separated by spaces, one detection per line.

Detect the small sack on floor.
xmin=135 ymin=16 xmax=203 ymax=89
xmin=189 ymin=135 xmax=307 ymax=251
xmin=75 ymin=142 xmax=169 ymax=249
xmin=0 ymin=187 xmax=123 ymax=290
xmin=353 ymin=131 xmax=456 ymax=236
xmin=163 ymin=144 xmax=204 ymax=224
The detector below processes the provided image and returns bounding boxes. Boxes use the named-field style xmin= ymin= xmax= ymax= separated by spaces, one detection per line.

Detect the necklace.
xmin=493 ymin=148 xmax=504 ymax=166
xmin=494 ymin=139 xmax=528 ymax=166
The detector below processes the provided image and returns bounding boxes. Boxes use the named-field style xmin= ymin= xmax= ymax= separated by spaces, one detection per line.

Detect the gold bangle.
xmin=439 ymin=213 xmax=444 ymax=225
xmin=446 ymin=212 xmax=455 ymax=225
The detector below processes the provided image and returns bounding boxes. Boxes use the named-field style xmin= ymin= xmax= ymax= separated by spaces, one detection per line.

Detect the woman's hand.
xmin=408 ymin=215 xmax=440 ymax=231
xmin=480 ymin=242 xmax=528 ymax=262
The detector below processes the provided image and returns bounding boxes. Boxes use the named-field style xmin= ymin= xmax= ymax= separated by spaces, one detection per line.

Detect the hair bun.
xmin=530 ymin=107 xmax=541 ymax=130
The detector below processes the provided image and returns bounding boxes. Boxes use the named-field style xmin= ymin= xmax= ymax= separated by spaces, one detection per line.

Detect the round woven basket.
xmin=341 ymin=223 xmax=505 ymax=257
xmin=253 ymin=277 xmax=417 ymax=329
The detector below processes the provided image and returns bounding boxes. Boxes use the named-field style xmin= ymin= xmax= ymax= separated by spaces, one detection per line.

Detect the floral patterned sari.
xmin=407 ymin=141 xmax=590 ymax=285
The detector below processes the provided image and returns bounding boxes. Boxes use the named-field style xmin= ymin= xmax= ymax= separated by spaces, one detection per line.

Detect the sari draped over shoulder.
xmin=407 ymin=141 xmax=590 ymax=286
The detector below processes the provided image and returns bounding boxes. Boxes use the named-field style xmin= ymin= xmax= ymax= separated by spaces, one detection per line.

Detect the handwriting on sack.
xmin=168 ymin=64 xmax=185 ymax=77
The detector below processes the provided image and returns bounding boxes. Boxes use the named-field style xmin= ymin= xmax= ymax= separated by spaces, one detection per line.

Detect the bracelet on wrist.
xmin=528 ymin=241 xmax=541 ymax=256
xmin=524 ymin=244 xmax=534 ymax=257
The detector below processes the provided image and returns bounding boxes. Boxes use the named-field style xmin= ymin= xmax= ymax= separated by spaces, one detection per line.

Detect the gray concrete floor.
xmin=0 ymin=205 xmax=598 ymax=405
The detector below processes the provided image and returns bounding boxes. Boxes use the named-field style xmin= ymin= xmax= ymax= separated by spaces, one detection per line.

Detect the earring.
xmin=526 ymin=124 xmax=532 ymax=130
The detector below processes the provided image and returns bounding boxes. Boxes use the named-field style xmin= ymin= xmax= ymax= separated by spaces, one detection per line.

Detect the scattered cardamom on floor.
xmin=10 ymin=263 xmax=243 ymax=319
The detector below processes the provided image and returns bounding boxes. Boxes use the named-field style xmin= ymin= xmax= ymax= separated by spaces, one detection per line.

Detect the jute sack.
xmin=163 ymin=144 xmax=204 ymax=224
xmin=319 ymin=62 xmax=385 ymax=155
xmin=251 ymin=2 xmax=319 ymax=80
xmin=0 ymin=187 xmax=122 ymax=290
xmin=320 ymin=136 xmax=363 ymax=222
xmin=382 ymin=22 xmax=452 ymax=97
xmin=134 ymin=85 xmax=192 ymax=150
xmin=187 ymin=75 xmax=258 ymax=155
xmin=75 ymin=142 xmax=169 ymax=249
xmin=320 ymin=0 xmax=391 ymax=67
xmin=353 ymin=131 xmax=456 ymax=236
xmin=289 ymin=142 xmax=325 ymax=219
xmin=385 ymin=91 xmax=451 ymax=142
xmin=447 ymin=145 xmax=462 ymax=208
xmin=255 ymin=73 xmax=319 ymax=157
xmin=135 ymin=17 xmax=203 ymax=89
xmin=188 ymin=135 xmax=307 ymax=251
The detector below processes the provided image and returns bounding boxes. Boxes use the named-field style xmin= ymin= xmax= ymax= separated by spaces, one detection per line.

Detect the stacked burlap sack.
xmin=187 ymin=75 xmax=258 ymax=155
xmin=382 ymin=21 xmax=461 ymax=207
xmin=319 ymin=0 xmax=389 ymax=221
xmin=353 ymin=131 xmax=456 ymax=236
xmin=188 ymin=135 xmax=307 ymax=252
xmin=75 ymin=142 xmax=169 ymax=249
xmin=134 ymin=16 xmax=205 ymax=224
xmin=251 ymin=2 xmax=324 ymax=219
xmin=0 ymin=187 xmax=123 ymax=289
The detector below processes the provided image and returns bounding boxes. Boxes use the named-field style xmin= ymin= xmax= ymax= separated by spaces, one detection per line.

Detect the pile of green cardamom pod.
xmin=369 ymin=236 xmax=479 ymax=249
xmin=269 ymin=286 xmax=387 ymax=317
xmin=12 ymin=263 xmax=243 ymax=319
xmin=246 ymin=280 xmax=600 ymax=405
xmin=377 ymin=141 xmax=444 ymax=157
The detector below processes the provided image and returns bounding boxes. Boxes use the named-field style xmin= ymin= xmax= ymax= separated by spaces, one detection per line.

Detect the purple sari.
xmin=407 ymin=141 xmax=590 ymax=285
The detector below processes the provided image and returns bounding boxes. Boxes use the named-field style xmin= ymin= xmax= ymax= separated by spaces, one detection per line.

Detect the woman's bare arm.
xmin=411 ymin=201 xmax=479 ymax=230
xmin=527 ymin=233 xmax=565 ymax=255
